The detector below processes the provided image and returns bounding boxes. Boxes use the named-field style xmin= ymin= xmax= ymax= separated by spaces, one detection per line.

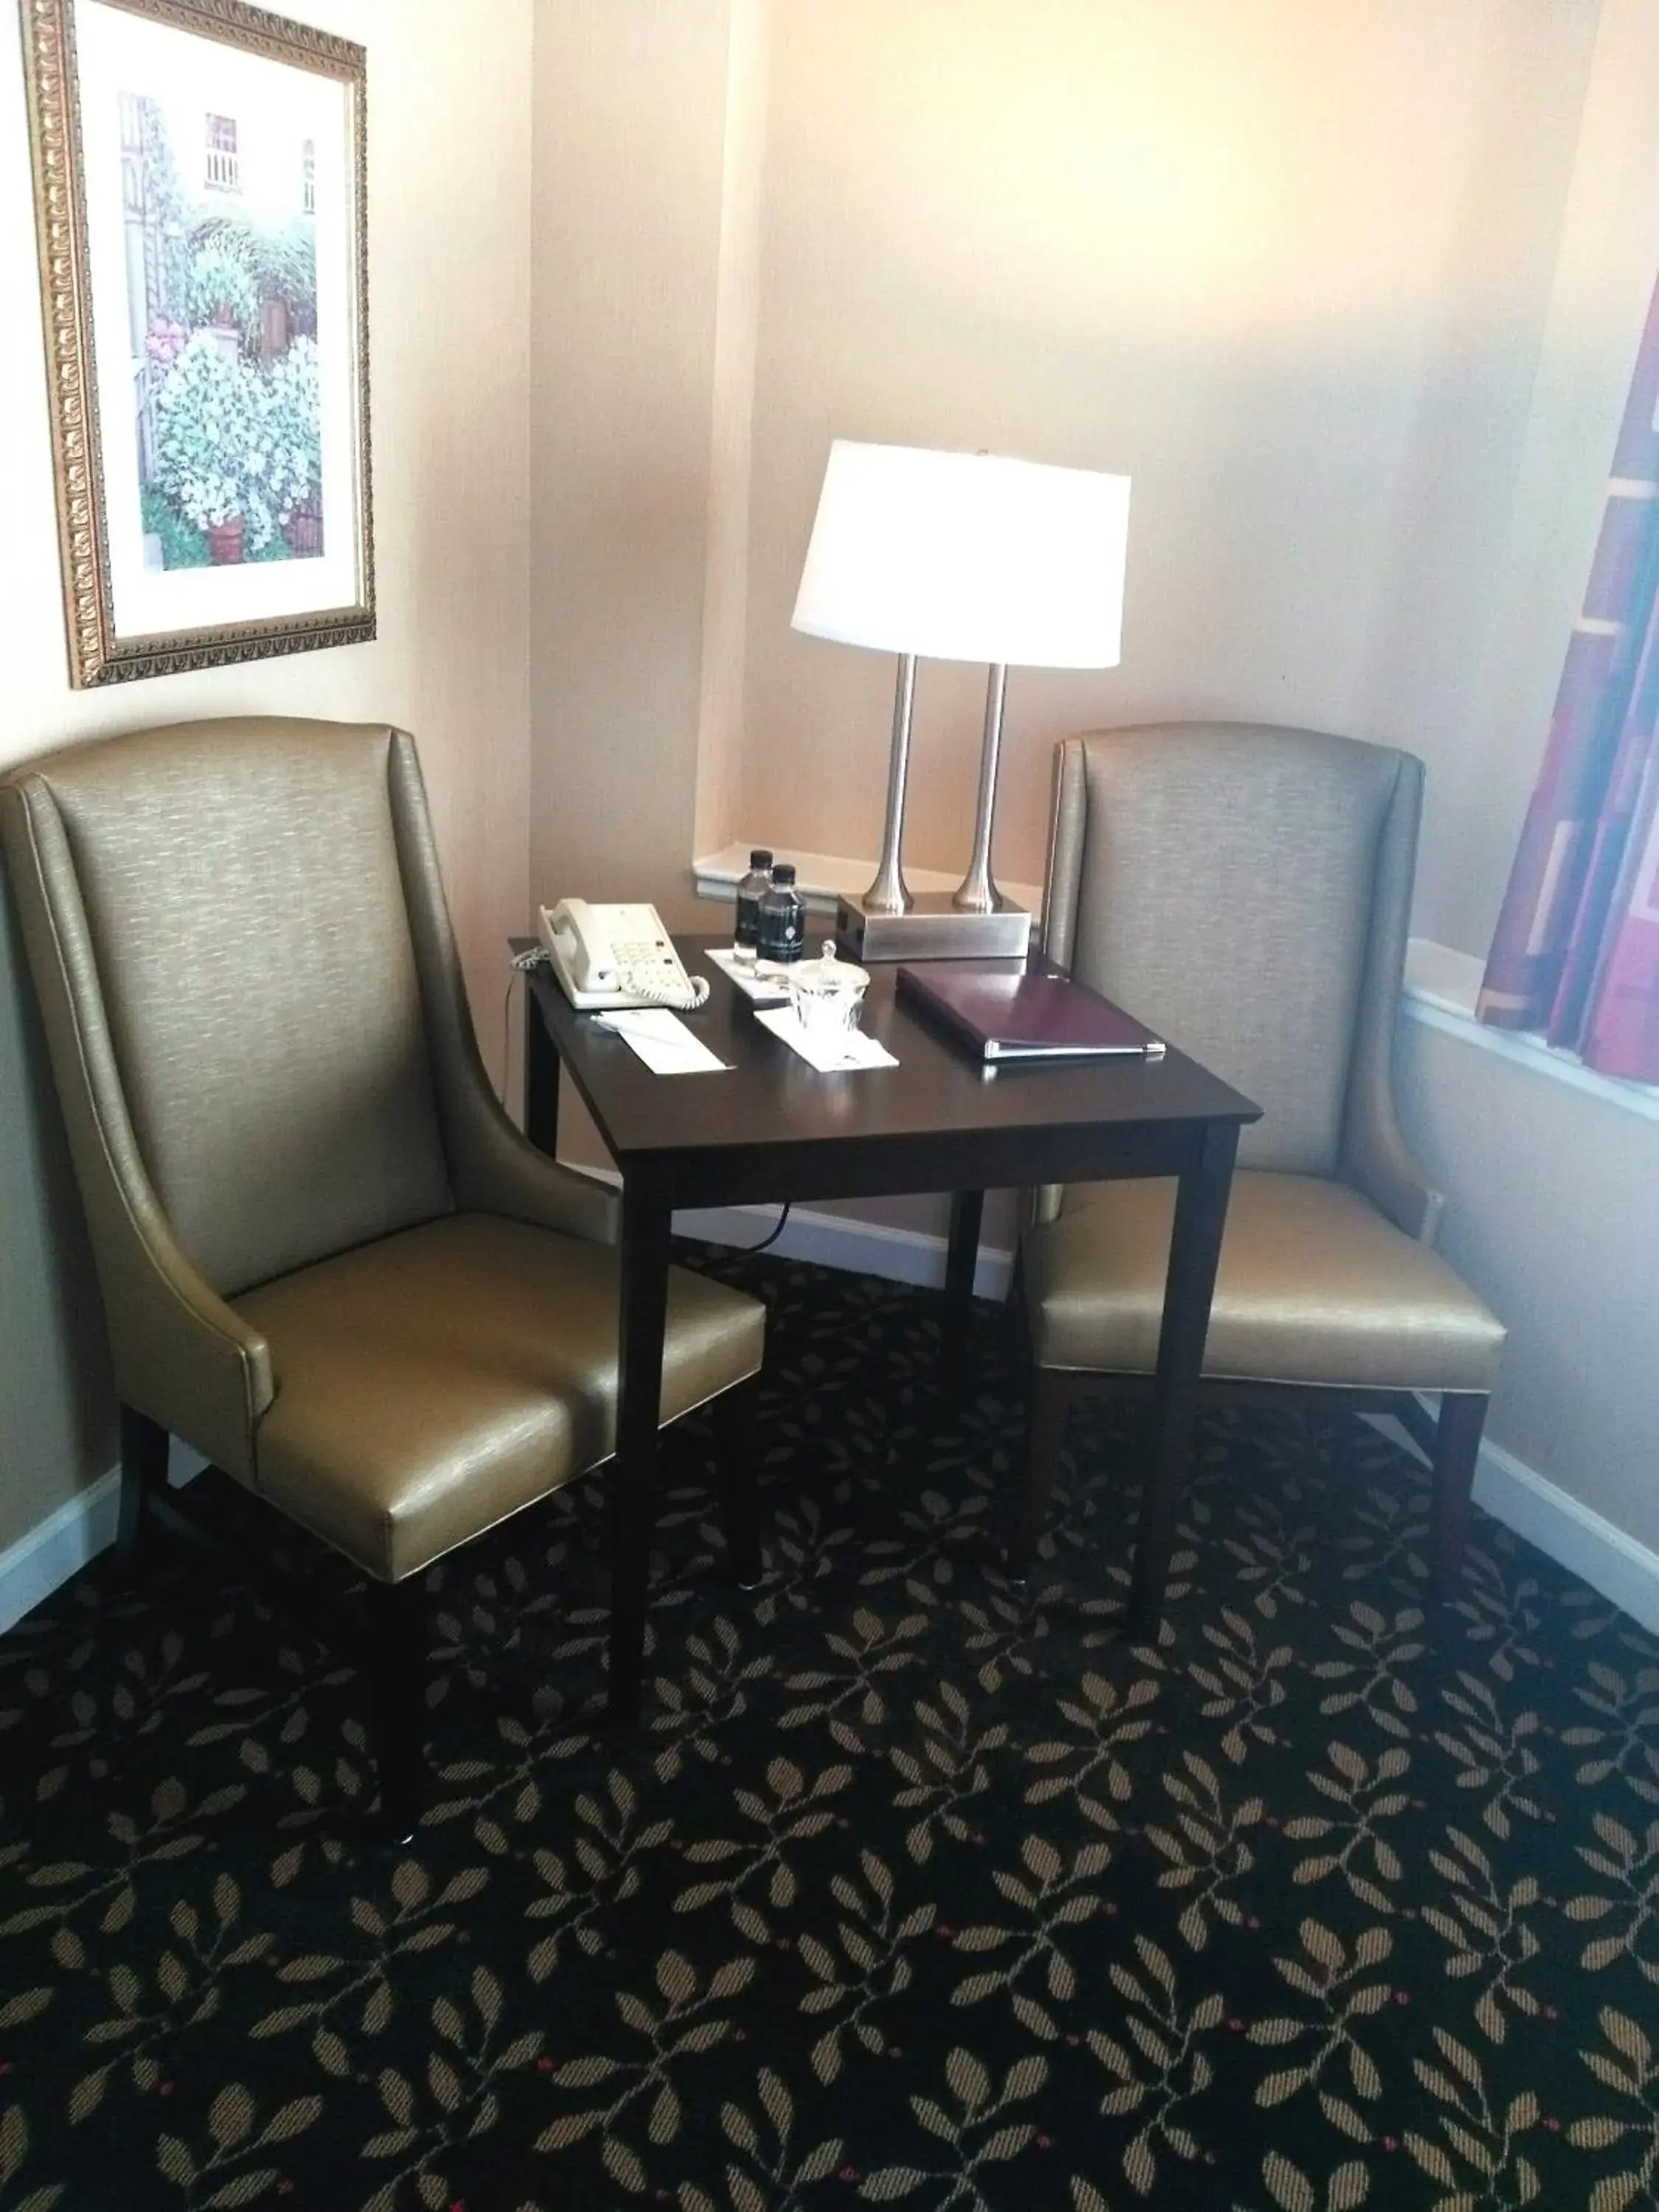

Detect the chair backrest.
xmin=1042 ymin=722 xmax=1422 ymax=1174
xmin=7 ymin=719 xmax=453 ymax=1294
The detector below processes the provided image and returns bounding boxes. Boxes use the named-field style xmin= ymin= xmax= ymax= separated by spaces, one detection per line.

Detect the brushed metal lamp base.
xmin=844 ymin=655 xmax=1032 ymax=961
xmin=835 ymin=891 xmax=1032 ymax=963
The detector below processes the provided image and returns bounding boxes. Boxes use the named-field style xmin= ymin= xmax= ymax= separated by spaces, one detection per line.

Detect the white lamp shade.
xmin=792 ymin=440 xmax=1130 ymax=669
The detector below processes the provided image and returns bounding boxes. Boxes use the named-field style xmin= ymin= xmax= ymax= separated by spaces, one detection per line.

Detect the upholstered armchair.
xmin=1 ymin=718 xmax=765 ymax=1835
xmin=1014 ymin=723 xmax=1506 ymax=1624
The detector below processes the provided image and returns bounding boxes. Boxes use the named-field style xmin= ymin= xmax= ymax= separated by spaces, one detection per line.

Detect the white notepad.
xmin=591 ymin=1008 xmax=730 ymax=1075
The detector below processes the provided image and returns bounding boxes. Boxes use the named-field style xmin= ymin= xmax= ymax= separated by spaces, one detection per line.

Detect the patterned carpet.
xmin=2 ymin=1249 xmax=1658 ymax=2212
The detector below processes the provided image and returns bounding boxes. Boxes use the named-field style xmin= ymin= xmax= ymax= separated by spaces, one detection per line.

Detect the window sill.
xmin=1403 ymin=937 xmax=1659 ymax=1127
xmin=688 ymin=869 xmax=1658 ymax=1129
xmin=692 ymin=841 xmax=1043 ymax=917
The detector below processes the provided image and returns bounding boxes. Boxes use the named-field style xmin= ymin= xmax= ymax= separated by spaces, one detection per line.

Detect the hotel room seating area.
xmin=4 ymin=6 xmax=1655 ymax=2199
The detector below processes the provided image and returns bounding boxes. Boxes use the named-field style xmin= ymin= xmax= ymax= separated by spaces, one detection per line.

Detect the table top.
xmin=523 ymin=937 xmax=1259 ymax=1200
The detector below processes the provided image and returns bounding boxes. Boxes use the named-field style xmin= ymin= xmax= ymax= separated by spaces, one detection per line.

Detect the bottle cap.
xmin=772 ymin=863 xmax=797 ymax=885
xmin=749 ymin=848 xmax=772 ymax=869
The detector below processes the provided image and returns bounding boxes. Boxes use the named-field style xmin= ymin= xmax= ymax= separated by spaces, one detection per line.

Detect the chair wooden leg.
xmin=712 ymin=1377 xmax=764 ymax=1588
xmin=1009 ymin=1369 xmax=1077 ymax=1580
xmin=608 ymin=1188 xmax=671 ymax=1727
xmin=116 ymin=1405 xmax=169 ymax=1561
xmin=363 ymin=1578 xmax=427 ymax=1843
xmin=1394 ymin=1393 xmax=1440 ymax=1464
xmin=1430 ymin=1392 xmax=1487 ymax=1600
xmin=607 ymin=1468 xmax=653 ymax=1728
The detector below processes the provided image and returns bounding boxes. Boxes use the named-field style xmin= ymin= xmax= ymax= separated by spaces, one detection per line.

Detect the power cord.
xmin=500 ymin=945 xmax=552 ymax=1106
xmin=728 ymin=1204 xmax=790 ymax=1257
xmin=691 ymin=1207 xmax=793 ymax=1280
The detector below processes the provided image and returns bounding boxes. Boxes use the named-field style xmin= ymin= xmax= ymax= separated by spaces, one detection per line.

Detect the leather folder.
xmin=896 ymin=962 xmax=1167 ymax=1064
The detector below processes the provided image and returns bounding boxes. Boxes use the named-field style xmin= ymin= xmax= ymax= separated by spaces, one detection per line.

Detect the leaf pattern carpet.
xmin=2 ymin=1248 xmax=1658 ymax=2212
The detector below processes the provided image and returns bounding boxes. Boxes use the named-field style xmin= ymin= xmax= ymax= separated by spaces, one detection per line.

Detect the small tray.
xmin=704 ymin=945 xmax=794 ymax=1005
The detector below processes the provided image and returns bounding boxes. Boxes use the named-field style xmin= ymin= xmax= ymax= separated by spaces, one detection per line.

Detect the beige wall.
xmin=0 ymin=0 xmax=533 ymax=1552
xmin=519 ymin=0 xmax=1659 ymax=966
xmin=528 ymin=0 xmax=734 ymax=932
xmin=736 ymin=0 xmax=1655 ymax=961
xmin=1397 ymin=1020 xmax=1659 ymax=1555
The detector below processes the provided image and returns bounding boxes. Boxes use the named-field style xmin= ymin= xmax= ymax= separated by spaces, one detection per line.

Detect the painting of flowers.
xmin=21 ymin=0 xmax=372 ymax=686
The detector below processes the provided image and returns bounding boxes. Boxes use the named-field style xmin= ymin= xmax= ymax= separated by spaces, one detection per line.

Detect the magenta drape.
xmin=1478 ymin=274 xmax=1659 ymax=1084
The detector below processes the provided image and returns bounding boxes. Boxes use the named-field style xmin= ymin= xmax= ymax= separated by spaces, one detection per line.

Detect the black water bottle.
xmin=757 ymin=861 xmax=805 ymax=964
xmin=733 ymin=848 xmax=773 ymax=964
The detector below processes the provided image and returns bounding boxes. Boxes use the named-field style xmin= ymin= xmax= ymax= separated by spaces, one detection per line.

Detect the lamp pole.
xmin=862 ymin=652 xmax=917 ymax=916
xmin=952 ymin=662 xmax=1008 ymax=914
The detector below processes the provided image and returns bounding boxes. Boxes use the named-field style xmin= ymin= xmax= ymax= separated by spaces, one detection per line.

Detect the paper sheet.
xmin=591 ymin=1008 xmax=730 ymax=1075
xmin=754 ymin=1006 xmax=899 ymax=1074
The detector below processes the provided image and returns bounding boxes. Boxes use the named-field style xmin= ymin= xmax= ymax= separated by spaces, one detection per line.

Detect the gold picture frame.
xmin=19 ymin=0 xmax=373 ymax=686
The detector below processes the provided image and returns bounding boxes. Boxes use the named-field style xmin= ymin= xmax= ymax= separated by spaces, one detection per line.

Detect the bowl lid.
xmin=790 ymin=939 xmax=869 ymax=992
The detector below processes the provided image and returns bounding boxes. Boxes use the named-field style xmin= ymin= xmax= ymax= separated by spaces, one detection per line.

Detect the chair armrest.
xmin=111 ymin=1201 xmax=277 ymax=1477
xmin=2 ymin=779 xmax=275 ymax=1478
xmin=1342 ymin=1107 xmax=1444 ymax=1246
xmin=1340 ymin=751 xmax=1444 ymax=1245
xmin=451 ymin=1110 xmax=619 ymax=1244
xmin=386 ymin=733 xmax=619 ymax=1246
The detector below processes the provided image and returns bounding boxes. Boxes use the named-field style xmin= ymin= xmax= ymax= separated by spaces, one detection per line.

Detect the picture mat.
xmin=75 ymin=0 xmax=363 ymax=641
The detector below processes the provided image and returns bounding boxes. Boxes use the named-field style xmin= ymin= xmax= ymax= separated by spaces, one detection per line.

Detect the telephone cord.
xmin=502 ymin=953 xmax=787 ymax=1264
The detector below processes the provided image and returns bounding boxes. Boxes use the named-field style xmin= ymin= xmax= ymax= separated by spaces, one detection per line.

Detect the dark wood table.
xmin=519 ymin=936 xmax=1259 ymax=1717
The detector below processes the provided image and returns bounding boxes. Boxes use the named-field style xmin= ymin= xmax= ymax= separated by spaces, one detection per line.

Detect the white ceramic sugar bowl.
xmin=788 ymin=939 xmax=870 ymax=1045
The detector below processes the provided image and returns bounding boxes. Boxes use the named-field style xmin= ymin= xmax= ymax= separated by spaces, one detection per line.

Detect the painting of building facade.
xmin=20 ymin=0 xmax=372 ymax=686
xmin=122 ymin=88 xmax=323 ymax=567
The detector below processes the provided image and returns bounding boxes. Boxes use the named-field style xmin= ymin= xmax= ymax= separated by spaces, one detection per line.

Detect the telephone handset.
xmin=538 ymin=900 xmax=710 ymax=1012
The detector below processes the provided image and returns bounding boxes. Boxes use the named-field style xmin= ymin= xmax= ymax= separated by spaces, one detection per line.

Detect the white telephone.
xmin=538 ymin=899 xmax=710 ymax=1012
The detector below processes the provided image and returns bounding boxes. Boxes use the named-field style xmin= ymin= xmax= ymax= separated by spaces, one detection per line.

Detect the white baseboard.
xmin=0 ymin=1444 xmax=209 ymax=1636
xmin=1363 ymin=1408 xmax=1659 ymax=1632
xmin=1469 ymin=1432 xmax=1659 ymax=1634
xmin=0 ymin=1466 xmax=122 ymax=1635
xmin=6 ymin=1210 xmax=1655 ymax=1637
xmin=673 ymin=1201 xmax=1015 ymax=1300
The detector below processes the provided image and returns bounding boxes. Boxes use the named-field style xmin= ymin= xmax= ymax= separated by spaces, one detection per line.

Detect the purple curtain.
xmin=1478 ymin=275 xmax=1659 ymax=1084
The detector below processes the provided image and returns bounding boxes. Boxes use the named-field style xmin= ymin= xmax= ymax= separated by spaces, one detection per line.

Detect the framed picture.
xmin=19 ymin=0 xmax=372 ymax=686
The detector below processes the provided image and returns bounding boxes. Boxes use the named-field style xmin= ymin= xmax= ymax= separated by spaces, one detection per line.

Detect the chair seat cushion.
xmin=1024 ymin=1171 xmax=1504 ymax=1391
xmin=234 ymin=1213 xmax=764 ymax=1582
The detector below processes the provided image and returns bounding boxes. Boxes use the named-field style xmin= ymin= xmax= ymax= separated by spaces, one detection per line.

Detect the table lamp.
xmin=792 ymin=440 xmax=1130 ymax=959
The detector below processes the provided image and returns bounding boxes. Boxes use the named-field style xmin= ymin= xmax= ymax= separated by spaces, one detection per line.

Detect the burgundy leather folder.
xmin=896 ymin=963 xmax=1166 ymax=1064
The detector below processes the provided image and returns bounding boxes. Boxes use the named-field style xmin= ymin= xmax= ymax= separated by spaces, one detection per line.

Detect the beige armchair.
xmin=1 ymin=717 xmax=765 ymax=1836
xmin=1015 ymin=723 xmax=1505 ymax=1626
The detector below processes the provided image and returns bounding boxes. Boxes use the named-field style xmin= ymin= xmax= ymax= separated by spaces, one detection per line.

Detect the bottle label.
xmin=735 ymin=888 xmax=763 ymax=948
xmin=758 ymin=895 xmax=804 ymax=963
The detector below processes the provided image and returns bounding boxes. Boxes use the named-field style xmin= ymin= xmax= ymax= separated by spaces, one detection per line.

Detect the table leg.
xmin=712 ymin=1376 xmax=764 ymax=1588
xmin=524 ymin=977 xmax=560 ymax=1156
xmin=608 ymin=1178 xmax=672 ymax=1722
xmin=1126 ymin=1121 xmax=1238 ymax=1641
xmin=945 ymin=1189 xmax=985 ymax=1310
